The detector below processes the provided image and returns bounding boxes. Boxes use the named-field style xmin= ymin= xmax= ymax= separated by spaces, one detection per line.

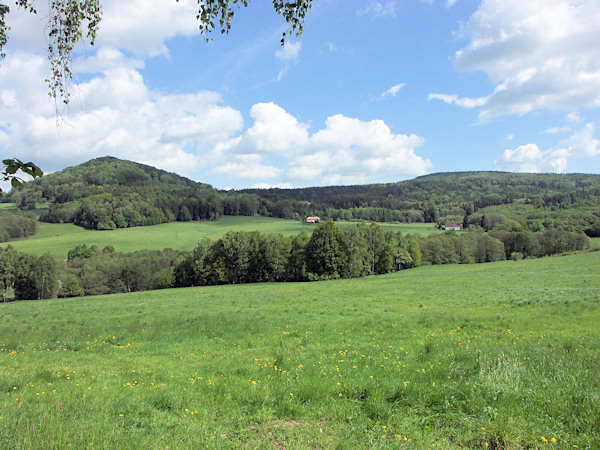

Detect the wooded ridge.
xmin=3 ymin=156 xmax=600 ymax=236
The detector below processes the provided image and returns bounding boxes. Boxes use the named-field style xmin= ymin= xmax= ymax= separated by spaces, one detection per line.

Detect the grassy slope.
xmin=0 ymin=216 xmax=439 ymax=259
xmin=1 ymin=252 xmax=598 ymax=448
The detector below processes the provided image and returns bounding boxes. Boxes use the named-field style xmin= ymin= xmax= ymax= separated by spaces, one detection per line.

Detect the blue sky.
xmin=1 ymin=0 xmax=599 ymax=190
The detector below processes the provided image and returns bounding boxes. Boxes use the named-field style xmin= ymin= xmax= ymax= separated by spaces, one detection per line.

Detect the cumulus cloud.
xmin=293 ymin=114 xmax=431 ymax=185
xmin=432 ymin=0 xmax=600 ymax=119
xmin=92 ymin=0 xmax=200 ymax=57
xmin=0 ymin=52 xmax=243 ymax=178
xmin=561 ymin=123 xmax=600 ymax=157
xmin=1 ymin=2 xmax=430 ymax=189
xmin=207 ymin=104 xmax=431 ymax=186
xmin=495 ymin=123 xmax=599 ymax=172
xmin=211 ymin=156 xmax=283 ymax=180
xmin=3 ymin=0 xmax=200 ymax=59
xmin=357 ymin=2 xmax=396 ymax=19
xmin=495 ymin=144 xmax=543 ymax=172
xmin=74 ymin=48 xmax=146 ymax=73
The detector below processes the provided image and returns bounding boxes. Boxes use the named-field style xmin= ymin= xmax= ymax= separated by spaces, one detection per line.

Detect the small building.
xmin=306 ymin=216 xmax=321 ymax=224
xmin=444 ymin=223 xmax=462 ymax=231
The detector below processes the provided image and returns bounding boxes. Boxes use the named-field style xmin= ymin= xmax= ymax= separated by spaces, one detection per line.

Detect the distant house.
xmin=444 ymin=223 xmax=462 ymax=231
xmin=306 ymin=216 xmax=321 ymax=224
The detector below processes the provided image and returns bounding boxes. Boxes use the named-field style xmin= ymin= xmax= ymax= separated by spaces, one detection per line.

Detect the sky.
xmin=1 ymin=0 xmax=599 ymax=191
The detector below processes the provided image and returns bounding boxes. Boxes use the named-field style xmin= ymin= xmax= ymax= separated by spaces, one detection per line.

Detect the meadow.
xmin=0 ymin=215 xmax=439 ymax=260
xmin=0 ymin=252 xmax=598 ymax=448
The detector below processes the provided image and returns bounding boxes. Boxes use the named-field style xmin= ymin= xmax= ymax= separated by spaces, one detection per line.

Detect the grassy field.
xmin=0 ymin=216 xmax=439 ymax=260
xmin=0 ymin=252 xmax=598 ymax=448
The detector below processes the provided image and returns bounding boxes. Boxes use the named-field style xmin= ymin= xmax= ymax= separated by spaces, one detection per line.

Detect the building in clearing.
xmin=306 ymin=216 xmax=321 ymax=224
xmin=444 ymin=223 xmax=461 ymax=231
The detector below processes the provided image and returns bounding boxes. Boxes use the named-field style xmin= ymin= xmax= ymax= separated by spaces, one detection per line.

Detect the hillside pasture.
xmin=0 ymin=252 xmax=598 ymax=448
xmin=0 ymin=216 xmax=439 ymax=259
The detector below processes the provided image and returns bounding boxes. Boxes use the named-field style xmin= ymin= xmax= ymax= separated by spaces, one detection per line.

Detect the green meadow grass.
xmin=0 ymin=216 xmax=439 ymax=260
xmin=0 ymin=252 xmax=598 ymax=448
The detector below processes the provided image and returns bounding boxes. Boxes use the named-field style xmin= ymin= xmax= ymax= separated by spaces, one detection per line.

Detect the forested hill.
xmin=5 ymin=158 xmax=600 ymax=236
xmin=241 ymin=171 xmax=600 ymax=236
xmin=5 ymin=157 xmax=263 ymax=230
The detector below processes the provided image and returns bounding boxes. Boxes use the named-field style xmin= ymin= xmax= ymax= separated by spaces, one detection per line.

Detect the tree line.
xmin=0 ymin=210 xmax=37 ymax=242
xmin=1 ymin=222 xmax=590 ymax=301
xmin=0 ymin=246 xmax=56 ymax=301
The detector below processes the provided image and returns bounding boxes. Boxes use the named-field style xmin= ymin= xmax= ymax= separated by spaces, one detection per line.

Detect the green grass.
xmin=0 ymin=216 xmax=439 ymax=260
xmin=1 ymin=252 xmax=598 ymax=448
xmin=591 ymin=237 xmax=600 ymax=249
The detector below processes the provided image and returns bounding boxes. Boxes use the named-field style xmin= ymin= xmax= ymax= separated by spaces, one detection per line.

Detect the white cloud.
xmin=208 ymin=105 xmax=431 ymax=186
xmin=566 ymin=111 xmax=583 ymax=123
xmin=221 ymin=102 xmax=309 ymax=156
xmin=246 ymin=103 xmax=309 ymax=153
xmin=211 ymin=158 xmax=283 ymax=180
xmin=495 ymin=144 xmax=543 ymax=172
xmin=545 ymin=126 xmax=572 ymax=135
xmin=0 ymin=52 xmax=243 ymax=179
xmin=275 ymin=41 xmax=302 ymax=81
xmin=275 ymin=42 xmax=302 ymax=62
xmin=380 ymin=83 xmax=405 ymax=99
xmin=495 ymin=123 xmax=599 ymax=173
xmin=3 ymin=0 xmax=200 ymax=59
xmin=93 ymin=0 xmax=200 ymax=57
xmin=436 ymin=0 xmax=600 ymax=119
xmin=74 ymin=48 xmax=145 ymax=73
xmin=545 ymin=149 xmax=570 ymax=173
xmin=428 ymin=93 xmax=487 ymax=108
xmin=420 ymin=0 xmax=460 ymax=7
xmin=561 ymin=123 xmax=599 ymax=157
xmin=252 ymin=182 xmax=294 ymax=189
xmin=292 ymin=114 xmax=431 ymax=185
xmin=357 ymin=2 xmax=396 ymax=19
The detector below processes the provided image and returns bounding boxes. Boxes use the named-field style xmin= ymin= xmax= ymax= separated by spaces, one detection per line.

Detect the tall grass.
xmin=0 ymin=252 xmax=598 ymax=447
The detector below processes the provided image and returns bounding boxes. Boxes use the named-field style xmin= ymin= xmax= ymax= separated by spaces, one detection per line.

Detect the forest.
xmin=243 ymin=171 xmax=600 ymax=236
xmin=0 ymin=157 xmax=597 ymax=301
xmin=4 ymin=157 xmax=263 ymax=229
xmin=0 ymin=221 xmax=589 ymax=301
xmin=4 ymin=158 xmax=600 ymax=236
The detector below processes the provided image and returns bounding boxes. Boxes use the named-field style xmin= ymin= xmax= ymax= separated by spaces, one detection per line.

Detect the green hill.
xmin=5 ymin=156 xmax=262 ymax=230
xmin=5 ymin=158 xmax=600 ymax=236
xmin=0 ymin=252 xmax=598 ymax=447
xmin=243 ymin=171 xmax=600 ymax=235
